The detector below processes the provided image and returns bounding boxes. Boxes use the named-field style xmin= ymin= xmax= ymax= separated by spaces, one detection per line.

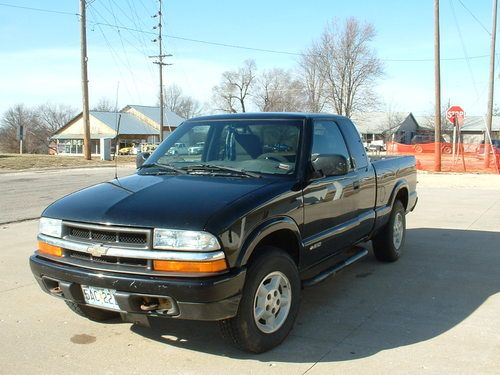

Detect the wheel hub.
xmin=253 ymin=271 xmax=291 ymax=334
xmin=393 ymin=212 xmax=404 ymax=249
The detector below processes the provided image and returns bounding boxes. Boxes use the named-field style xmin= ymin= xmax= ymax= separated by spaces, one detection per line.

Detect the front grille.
xmin=67 ymin=250 xmax=148 ymax=268
xmin=65 ymin=223 xmax=149 ymax=248
xmin=58 ymin=221 xmax=152 ymax=273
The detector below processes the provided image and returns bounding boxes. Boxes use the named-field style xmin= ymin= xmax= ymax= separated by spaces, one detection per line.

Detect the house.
xmin=51 ymin=106 xmax=185 ymax=156
xmin=459 ymin=116 xmax=500 ymax=143
xmin=121 ymin=105 xmax=185 ymax=138
xmin=411 ymin=115 xmax=500 ymax=144
xmin=350 ymin=112 xmax=420 ymax=144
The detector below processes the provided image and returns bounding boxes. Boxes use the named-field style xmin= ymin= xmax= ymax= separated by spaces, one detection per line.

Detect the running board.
xmin=302 ymin=247 xmax=369 ymax=288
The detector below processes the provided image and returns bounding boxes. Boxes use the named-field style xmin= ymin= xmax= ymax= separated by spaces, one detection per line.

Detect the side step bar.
xmin=302 ymin=247 xmax=368 ymax=288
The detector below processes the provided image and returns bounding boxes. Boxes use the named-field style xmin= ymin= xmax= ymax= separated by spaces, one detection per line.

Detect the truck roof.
xmin=188 ymin=112 xmax=349 ymax=122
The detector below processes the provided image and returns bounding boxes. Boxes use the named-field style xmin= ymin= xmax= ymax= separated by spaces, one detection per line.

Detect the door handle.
xmin=353 ymin=181 xmax=360 ymax=190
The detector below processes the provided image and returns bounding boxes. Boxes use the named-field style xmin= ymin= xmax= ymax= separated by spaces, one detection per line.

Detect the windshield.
xmin=144 ymin=119 xmax=303 ymax=176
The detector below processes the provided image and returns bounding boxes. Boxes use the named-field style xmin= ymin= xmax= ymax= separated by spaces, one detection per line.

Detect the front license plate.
xmin=81 ymin=285 xmax=120 ymax=311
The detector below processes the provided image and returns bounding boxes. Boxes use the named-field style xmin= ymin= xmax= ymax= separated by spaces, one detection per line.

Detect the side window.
xmin=338 ymin=119 xmax=368 ymax=169
xmin=312 ymin=121 xmax=350 ymax=161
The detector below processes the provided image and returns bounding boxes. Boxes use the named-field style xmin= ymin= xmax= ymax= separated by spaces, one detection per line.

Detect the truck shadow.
xmin=130 ymin=227 xmax=500 ymax=362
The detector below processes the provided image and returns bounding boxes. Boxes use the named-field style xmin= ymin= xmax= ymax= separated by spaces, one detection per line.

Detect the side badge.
xmin=310 ymin=242 xmax=322 ymax=251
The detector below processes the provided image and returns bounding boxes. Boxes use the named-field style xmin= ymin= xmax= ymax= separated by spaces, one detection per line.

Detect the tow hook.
xmin=49 ymin=286 xmax=63 ymax=295
xmin=140 ymin=301 xmax=159 ymax=311
xmin=139 ymin=297 xmax=174 ymax=314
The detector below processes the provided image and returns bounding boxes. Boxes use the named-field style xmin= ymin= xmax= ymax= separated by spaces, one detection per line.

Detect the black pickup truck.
xmin=30 ymin=113 xmax=417 ymax=353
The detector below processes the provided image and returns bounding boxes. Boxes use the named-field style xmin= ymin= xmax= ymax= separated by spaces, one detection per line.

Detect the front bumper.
xmin=30 ymin=255 xmax=246 ymax=321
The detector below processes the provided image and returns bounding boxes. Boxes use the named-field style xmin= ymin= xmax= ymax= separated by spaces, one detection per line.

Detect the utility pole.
xmin=80 ymin=0 xmax=91 ymax=160
xmin=485 ymin=0 xmax=498 ymax=168
xmin=434 ymin=0 xmax=442 ymax=172
xmin=150 ymin=0 xmax=172 ymax=143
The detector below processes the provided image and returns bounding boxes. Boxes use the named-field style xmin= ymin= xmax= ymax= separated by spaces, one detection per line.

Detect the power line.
xmin=90 ymin=21 xmax=497 ymax=62
xmin=0 ymin=2 xmax=79 ymax=16
xmin=456 ymin=0 xmax=491 ymax=35
xmin=87 ymin=6 xmax=135 ymax=102
xmin=450 ymin=0 xmax=481 ymax=99
xmin=89 ymin=3 xmax=144 ymax=103
xmin=1 ymin=2 xmax=496 ymax=63
xmin=91 ymin=0 xmax=157 ymax=81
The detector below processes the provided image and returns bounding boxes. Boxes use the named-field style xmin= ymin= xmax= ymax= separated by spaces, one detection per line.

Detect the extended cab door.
xmin=302 ymin=120 xmax=359 ymax=266
xmin=337 ymin=118 xmax=377 ymax=239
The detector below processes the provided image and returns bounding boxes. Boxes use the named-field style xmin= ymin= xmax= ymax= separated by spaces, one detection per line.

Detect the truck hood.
xmin=42 ymin=173 xmax=278 ymax=230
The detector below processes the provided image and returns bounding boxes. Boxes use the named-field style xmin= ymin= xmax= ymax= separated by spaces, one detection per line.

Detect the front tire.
xmin=219 ymin=247 xmax=301 ymax=353
xmin=372 ymin=200 xmax=406 ymax=262
xmin=65 ymin=301 xmax=120 ymax=322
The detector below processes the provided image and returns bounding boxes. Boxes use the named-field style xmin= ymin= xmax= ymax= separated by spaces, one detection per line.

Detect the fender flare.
xmin=236 ymin=216 xmax=303 ymax=268
xmin=387 ymin=179 xmax=409 ymax=210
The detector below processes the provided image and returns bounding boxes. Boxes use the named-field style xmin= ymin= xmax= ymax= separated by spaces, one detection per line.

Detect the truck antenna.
xmin=114 ymin=82 xmax=121 ymax=180
xmin=114 ymin=114 xmax=122 ymax=180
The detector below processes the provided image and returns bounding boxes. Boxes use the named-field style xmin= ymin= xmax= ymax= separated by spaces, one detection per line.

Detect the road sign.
xmin=446 ymin=105 xmax=465 ymax=126
xmin=16 ymin=125 xmax=26 ymax=141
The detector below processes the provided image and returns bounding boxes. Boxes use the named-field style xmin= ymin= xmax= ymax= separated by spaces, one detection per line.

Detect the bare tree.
xmin=297 ymin=44 xmax=327 ymax=112
xmin=0 ymin=104 xmax=78 ymax=154
xmin=0 ymin=104 xmax=43 ymax=153
xmin=92 ymin=97 xmax=116 ymax=112
xmin=37 ymin=103 xmax=77 ymax=134
xmin=383 ymin=111 xmax=405 ymax=141
xmin=305 ymin=18 xmax=384 ymax=117
xmin=212 ymin=59 xmax=257 ymax=113
xmin=254 ymin=68 xmax=305 ymax=112
xmin=164 ymin=84 xmax=202 ymax=119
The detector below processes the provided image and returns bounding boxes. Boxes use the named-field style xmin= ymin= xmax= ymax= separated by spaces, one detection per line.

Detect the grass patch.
xmin=0 ymin=153 xmax=135 ymax=171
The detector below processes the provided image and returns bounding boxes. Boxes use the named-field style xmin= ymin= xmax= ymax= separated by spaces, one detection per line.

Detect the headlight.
xmin=39 ymin=217 xmax=63 ymax=238
xmin=153 ymin=229 xmax=220 ymax=251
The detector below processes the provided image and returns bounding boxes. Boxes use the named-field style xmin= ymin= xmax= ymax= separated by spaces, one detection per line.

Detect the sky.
xmin=0 ymin=0 xmax=497 ymax=117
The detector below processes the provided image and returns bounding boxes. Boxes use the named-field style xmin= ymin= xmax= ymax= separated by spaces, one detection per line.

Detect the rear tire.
xmin=65 ymin=301 xmax=119 ymax=322
xmin=372 ymin=200 xmax=406 ymax=262
xmin=218 ymin=247 xmax=301 ymax=353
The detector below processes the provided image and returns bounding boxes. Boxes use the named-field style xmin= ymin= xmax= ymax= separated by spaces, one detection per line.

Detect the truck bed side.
xmin=370 ymin=155 xmax=417 ymax=235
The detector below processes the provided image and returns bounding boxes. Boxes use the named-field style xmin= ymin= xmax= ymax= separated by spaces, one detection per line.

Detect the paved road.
xmin=0 ymin=172 xmax=499 ymax=374
xmin=0 ymin=167 xmax=135 ymax=224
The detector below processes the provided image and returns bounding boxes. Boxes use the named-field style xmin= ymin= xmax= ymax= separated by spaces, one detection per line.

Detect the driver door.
xmin=302 ymin=120 xmax=358 ymax=267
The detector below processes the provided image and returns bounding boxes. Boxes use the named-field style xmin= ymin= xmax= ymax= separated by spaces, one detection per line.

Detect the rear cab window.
xmin=312 ymin=120 xmax=350 ymax=162
xmin=337 ymin=119 xmax=368 ymax=169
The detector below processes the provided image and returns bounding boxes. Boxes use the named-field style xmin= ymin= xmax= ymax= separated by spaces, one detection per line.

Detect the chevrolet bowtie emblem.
xmin=87 ymin=244 xmax=109 ymax=257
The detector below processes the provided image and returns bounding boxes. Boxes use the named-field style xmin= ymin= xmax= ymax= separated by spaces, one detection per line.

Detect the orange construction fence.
xmin=386 ymin=142 xmax=500 ymax=174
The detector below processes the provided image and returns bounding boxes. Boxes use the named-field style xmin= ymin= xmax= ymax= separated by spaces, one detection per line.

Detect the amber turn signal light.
xmin=38 ymin=241 xmax=63 ymax=257
xmin=153 ymin=259 xmax=228 ymax=273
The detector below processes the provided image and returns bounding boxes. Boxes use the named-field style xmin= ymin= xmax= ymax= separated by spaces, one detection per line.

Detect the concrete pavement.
xmin=0 ymin=166 xmax=135 ymax=224
xmin=0 ymin=172 xmax=499 ymax=374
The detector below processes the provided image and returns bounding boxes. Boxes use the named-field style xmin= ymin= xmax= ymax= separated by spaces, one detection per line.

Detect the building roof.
xmin=90 ymin=111 xmax=158 ymax=135
xmin=52 ymin=111 xmax=159 ymax=139
xmin=127 ymin=105 xmax=185 ymax=127
xmin=350 ymin=112 xmax=412 ymax=134
xmin=460 ymin=115 xmax=500 ymax=132
xmin=413 ymin=115 xmax=500 ymax=132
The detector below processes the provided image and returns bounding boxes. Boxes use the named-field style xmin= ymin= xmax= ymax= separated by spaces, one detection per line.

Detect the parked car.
xmin=118 ymin=146 xmax=133 ymax=155
xmin=167 ymin=142 xmax=188 ymax=155
xmin=477 ymin=139 xmax=500 ymax=155
xmin=30 ymin=113 xmax=417 ymax=353
xmin=188 ymin=142 xmax=205 ymax=155
xmin=368 ymin=140 xmax=386 ymax=152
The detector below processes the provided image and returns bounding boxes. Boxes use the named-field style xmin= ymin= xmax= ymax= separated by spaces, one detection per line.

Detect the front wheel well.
xmin=247 ymin=229 xmax=300 ymax=267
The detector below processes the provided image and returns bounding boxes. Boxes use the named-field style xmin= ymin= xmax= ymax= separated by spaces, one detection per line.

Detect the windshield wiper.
xmin=138 ymin=162 xmax=186 ymax=174
xmin=181 ymin=164 xmax=260 ymax=178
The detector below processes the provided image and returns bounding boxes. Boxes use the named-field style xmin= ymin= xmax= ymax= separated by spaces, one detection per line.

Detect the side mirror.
xmin=136 ymin=152 xmax=150 ymax=168
xmin=311 ymin=154 xmax=349 ymax=177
